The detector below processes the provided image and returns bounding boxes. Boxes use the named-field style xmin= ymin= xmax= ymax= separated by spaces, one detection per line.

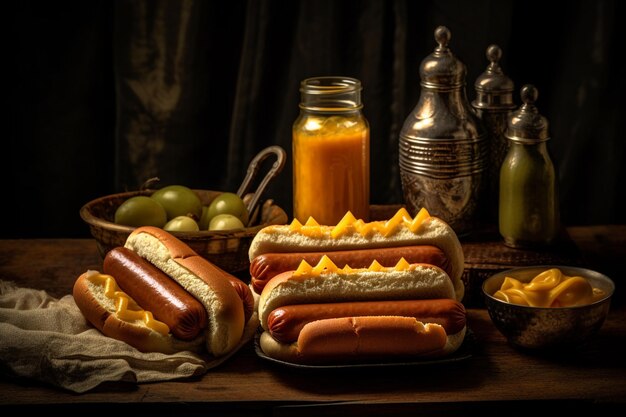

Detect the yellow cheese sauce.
xmin=493 ymin=268 xmax=607 ymax=307
xmin=86 ymin=271 xmax=170 ymax=335
xmin=288 ymin=207 xmax=430 ymax=239
xmin=293 ymin=255 xmax=416 ymax=278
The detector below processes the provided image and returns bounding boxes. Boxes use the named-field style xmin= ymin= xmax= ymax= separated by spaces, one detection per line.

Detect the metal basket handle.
xmin=237 ymin=145 xmax=287 ymax=225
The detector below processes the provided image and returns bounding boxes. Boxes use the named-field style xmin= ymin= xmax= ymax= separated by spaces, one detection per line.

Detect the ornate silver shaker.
xmin=399 ymin=26 xmax=487 ymax=235
xmin=472 ymin=45 xmax=516 ymax=225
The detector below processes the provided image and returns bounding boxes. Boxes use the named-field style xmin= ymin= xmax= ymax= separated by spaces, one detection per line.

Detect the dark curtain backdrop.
xmin=7 ymin=0 xmax=625 ymax=238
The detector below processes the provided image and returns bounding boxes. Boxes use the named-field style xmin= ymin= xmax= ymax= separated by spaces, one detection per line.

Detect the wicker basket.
xmin=80 ymin=189 xmax=288 ymax=273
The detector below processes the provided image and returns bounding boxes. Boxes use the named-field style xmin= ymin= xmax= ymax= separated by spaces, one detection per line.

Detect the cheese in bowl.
xmin=492 ymin=268 xmax=607 ymax=308
xmin=482 ymin=266 xmax=614 ymax=350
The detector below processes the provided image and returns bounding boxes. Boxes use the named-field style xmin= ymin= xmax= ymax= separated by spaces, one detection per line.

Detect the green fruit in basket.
xmin=114 ymin=196 xmax=167 ymax=227
xmin=150 ymin=185 xmax=203 ymax=220
xmin=207 ymin=192 xmax=249 ymax=226
xmin=163 ymin=215 xmax=200 ymax=232
xmin=199 ymin=205 xmax=212 ymax=230
xmin=209 ymin=213 xmax=245 ymax=231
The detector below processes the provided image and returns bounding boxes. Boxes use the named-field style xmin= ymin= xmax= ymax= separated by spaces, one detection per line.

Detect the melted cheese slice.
xmin=293 ymin=255 xmax=419 ymax=278
xmin=288 ymin=207 xmax=431 ymax=239
xmin=86 ymin=271 xmax=170 ymax=335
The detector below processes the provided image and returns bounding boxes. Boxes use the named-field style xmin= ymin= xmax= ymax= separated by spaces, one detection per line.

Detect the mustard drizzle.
xmin=86 ymin=271 xmax=170 ymax=335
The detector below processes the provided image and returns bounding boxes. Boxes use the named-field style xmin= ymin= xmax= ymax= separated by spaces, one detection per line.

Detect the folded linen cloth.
xmin=0 ymin=280 xmax=257 ymax=393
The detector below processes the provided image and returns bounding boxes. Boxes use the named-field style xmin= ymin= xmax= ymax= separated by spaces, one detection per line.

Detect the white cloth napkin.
xmin=0 ymin=280 xmax=257 ymax=393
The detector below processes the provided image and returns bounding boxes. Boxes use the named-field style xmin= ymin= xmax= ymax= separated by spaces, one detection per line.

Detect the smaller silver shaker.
xmin=399 ymin=26 xmax=488 ymax=235
xmin=472 ymin=45 xmax=516 ymax=225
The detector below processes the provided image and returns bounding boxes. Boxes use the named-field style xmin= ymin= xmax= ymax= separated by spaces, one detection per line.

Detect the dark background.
xmin=6 ymin=0 xmax=625 ymax=239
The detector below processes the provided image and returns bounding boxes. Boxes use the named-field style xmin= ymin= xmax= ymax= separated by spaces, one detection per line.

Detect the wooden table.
xmin=1 ymin=226 xmax=625 ymax=415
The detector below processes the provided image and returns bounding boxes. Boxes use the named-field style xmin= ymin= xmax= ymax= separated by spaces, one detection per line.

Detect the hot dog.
xmin=102 ymin=247 xmax=207 ymax=340
xmin=250 ymin=245 xmax=452 ymax=294
xmin=73 ymin=270 xmax=205 ymax=354
xmin=73 ymin=226 xmax=253 ymax=356
xmin=260 ymin=316 xmax=450 ymax=364
xmin=104 ymin=246 xmax=253 ymax=335
xmin=257 ymin=256 xmax=467 ymax=364
xmin=248 ymin=208 xmax=465 ymax=300
xmin=266 ymin=299 xmax=466 ymax=343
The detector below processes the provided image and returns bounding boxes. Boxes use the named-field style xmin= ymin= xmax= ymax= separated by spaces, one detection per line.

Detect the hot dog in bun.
xmin=73 ymin=226 xmax=254 ymax=356
xmin=248 ymin=208 xmax=465 ymax=301
xmin=257 ymin=256 xmax=467 ymax=364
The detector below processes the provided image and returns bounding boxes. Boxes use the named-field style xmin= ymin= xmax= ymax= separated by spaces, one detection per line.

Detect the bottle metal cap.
xmin=505 ymin=84 xmax=550 ymax=143
xmin=419 ymin=26 xmax=466 ymax=90
xmin=473 ymin=45 xmax=516 ymax=110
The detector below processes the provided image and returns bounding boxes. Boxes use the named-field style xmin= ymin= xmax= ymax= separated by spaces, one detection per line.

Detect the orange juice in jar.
xmin=292 ymin=77 xmax=370 ymax=225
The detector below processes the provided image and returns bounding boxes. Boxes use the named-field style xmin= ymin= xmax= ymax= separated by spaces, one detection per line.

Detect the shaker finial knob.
xmin=434 ymin=26 xmax=451 ymax=50
xmin=521 ymin=84 xmax=538 ymax=106
xmin=486 ymin=44 xmax=502 ymax=65
xmin=507 ymin=84 xmax=549 ymax=141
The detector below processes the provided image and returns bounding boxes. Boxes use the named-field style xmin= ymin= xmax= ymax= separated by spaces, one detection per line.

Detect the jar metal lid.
xmin=419 ymin=26 xmax=466 ymax=90
xmin=472 ymin=45 xmax=516 ymax=110
xmin=505 ymin=84 xmax=551 ymax=143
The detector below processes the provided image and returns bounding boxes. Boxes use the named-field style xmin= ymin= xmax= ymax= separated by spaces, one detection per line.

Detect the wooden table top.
xmin=1 ymin=225 xmax=625 ymax=415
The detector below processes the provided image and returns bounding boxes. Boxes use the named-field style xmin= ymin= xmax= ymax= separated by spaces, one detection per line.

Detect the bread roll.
xmin=258 ymin=264 xmax=456 ymax=330
xmin=73 ymin=271 xmax=204 ymax=354
xmin=125 ymin=226 xmax=244 ymax=356
xmin=248 ymin=214 xmax=465 ymax=301
xmin=259 ymin=316 xmax=465 ymax=364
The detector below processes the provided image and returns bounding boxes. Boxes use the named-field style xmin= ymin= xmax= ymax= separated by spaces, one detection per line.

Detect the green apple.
xmin=163 ymin=215 xmax=200 ymax=232
xmin=207 ymin=192 xmax=249 ymax=225
xmin=209 ymin=214 xmax=245 ymax=231
xmin=151 ymin=185 xmax=203 ymax=220
xmin=114 ymin=196 xmax=167 ymax=227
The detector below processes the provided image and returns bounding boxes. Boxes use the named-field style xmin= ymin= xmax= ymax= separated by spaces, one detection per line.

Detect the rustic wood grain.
xmin=1 ymin=225 xmax=625 ymax=415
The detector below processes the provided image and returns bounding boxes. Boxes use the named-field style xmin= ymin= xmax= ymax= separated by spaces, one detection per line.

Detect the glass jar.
xmin=499 ymin=85 xmax=559 ymax=248
xmin=292 ymin=76 xmax=370 ymax=225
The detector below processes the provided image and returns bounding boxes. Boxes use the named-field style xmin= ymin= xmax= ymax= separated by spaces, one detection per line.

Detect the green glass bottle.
xmin=499 ymin=85 xmax=559 ymax=248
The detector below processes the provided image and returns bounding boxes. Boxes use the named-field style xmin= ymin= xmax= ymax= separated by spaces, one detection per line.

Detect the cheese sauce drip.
xmin=493 ymin=268 xmax=607 ymax=307
xmin=288 ymin=207 xmax=431 ymax=239
xmin=293 ymin=255 xmax=417 ymax=278
xmin=86 ymin=271 xmax=170 ymax=335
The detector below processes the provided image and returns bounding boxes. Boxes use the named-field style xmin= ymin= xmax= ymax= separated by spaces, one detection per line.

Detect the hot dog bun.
xmin=260 ymin=316 xmax=460 ymax=364
xmin=124 ymin=226 xmax=245 ymax=356
xmin=248 ymin=208 xmax=465 ymax=301
xmin=73 ymin=270 xmax=204 ymax=354
xmin=258 ymin=263 xmax=456 ymax=328
xmin=257 ymin=257 xmax=467 ymax=364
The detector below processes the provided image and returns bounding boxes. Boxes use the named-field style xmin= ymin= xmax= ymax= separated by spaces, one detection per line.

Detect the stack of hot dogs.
xmin=248 ymin=208 xmax=467 ymax=364
xmin=73 ymin=226 xmax=254 ymax=357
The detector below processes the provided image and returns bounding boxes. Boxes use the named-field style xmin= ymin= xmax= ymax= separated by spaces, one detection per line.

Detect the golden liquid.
xmin=293 ymin=113 xmax=369 ymax=225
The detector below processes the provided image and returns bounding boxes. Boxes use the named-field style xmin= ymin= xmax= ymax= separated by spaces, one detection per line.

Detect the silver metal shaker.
xmin=399 ymin=26 xmax=487 ymax=235
xmin=472 ymin=45 xmax=516 ymax=225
